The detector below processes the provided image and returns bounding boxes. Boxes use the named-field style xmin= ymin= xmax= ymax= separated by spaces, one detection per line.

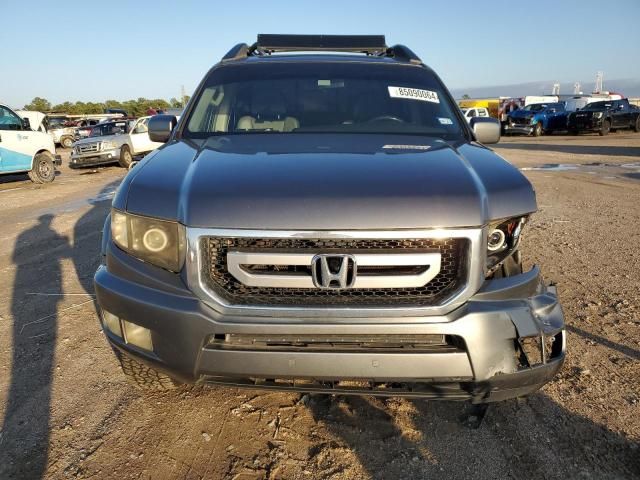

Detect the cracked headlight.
xmin=111 ymin=209 xmax=186 ymax=272
xmin=486 ymin=216 xmax=527 ymax=271
xmin=593 ymin=112 xmax=603 ymax=119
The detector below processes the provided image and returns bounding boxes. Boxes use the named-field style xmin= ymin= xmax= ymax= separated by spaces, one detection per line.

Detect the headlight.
xmin=101 ymin=141 xmax=119 ymax=150
xmin=486 ymin=216 xmax=527 ymax=271
xmin=593 ymin=112 xmax=603 ymax=119
xmin=111 ymin=209 xmax=186 ymax=271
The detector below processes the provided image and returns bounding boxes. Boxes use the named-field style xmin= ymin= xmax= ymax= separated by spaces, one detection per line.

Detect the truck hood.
xmin=115 ymin=134 xmax=536 ymax=229
xmin=74 ymin=134 xmax=117 ymax=145
xmin=510 ymin=110 xmax=537 ymax=119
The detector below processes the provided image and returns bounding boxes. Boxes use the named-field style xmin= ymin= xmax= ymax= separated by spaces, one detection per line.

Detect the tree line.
xmin=22 ymin=96 xmax=190 ymax=117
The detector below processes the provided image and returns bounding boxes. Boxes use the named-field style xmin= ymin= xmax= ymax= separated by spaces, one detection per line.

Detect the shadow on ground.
xmin=0 ymin=181 xmax=120 ymax=479
xmin=496 ymin=142 xmax=640 ymax=157
xmin=306 ymin=391 xmax=640 ymax=479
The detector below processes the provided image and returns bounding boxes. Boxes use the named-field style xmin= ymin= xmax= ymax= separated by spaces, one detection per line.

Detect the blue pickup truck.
xmin=504 ymin=102 xmax=567 ymax=136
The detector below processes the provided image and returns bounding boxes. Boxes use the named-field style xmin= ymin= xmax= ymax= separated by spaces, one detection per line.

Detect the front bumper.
xmin=503 ymin=123 xmax=534 ymax=135
xmin=568 ymin=117 xmax=602 ymax=132
xmin=70 ymin=149 xmax=119 ymax=168
xmin=94 ymin=240 xmax=566 ymax=403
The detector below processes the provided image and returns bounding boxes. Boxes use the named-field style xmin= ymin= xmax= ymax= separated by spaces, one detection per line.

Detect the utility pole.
xmin=594 ymin=72 xmax=604 ymax=94
xmin=181 ymin=85 xmax=187 ymax=108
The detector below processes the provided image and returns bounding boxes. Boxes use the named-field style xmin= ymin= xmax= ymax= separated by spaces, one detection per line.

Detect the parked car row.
xmin=504 ymin=98 xmax=640 ymax=136
xmin=0 ymin=103 xmax=174 ymax=183
xmin=460 ymin=93 xmax=640 ymax=137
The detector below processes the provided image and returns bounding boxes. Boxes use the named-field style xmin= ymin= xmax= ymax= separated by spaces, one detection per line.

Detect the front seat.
xmin=237 ymin=92 xmax=299 ymax=132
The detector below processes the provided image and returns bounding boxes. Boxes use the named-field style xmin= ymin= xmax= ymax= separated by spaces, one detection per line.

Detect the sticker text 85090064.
xmin=388 ymin=86 xmax=440 ymax=103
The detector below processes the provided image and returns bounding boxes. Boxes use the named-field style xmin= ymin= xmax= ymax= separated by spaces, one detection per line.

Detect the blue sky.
xmin=2 ymin=0 xmax=639 ymax=108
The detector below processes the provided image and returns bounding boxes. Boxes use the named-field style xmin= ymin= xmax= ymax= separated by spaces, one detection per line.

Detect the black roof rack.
xmin=257 ymin=34 xmax=387 ymax=54
xmin=221 ymin=35 xmax=422 ymax=64
xmin=385 ymin=44 xmax=422 ymax=64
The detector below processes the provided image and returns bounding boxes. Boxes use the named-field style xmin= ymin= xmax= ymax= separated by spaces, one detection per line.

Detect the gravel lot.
xmin=0 ymin=133 xmax=638 ymax=479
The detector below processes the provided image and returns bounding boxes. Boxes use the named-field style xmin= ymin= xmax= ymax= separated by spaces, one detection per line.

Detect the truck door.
xmin=616 ymin=100 xmax=632 ymax=127
xmin=0 ymin=105 xmax=33 ymax=173
xmin=129 ymin=117 xmax=163 ymax=154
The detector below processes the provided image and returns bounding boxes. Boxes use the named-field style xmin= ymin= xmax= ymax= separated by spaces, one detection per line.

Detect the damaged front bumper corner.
xmin=94 ymin=238 xmax=565 ymax=403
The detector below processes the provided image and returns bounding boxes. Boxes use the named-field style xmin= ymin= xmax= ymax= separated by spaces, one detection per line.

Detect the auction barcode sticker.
xmin=388 ymin=86 xmax=439 ymax=103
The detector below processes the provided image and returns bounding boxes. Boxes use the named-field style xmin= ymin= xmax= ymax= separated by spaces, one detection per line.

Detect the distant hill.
xmin=450 ymin=78 xmax=640 ymax=99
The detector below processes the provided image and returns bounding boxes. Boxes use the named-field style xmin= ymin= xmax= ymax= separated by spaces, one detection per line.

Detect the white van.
xmin=1 ymin=104 xmax=61 ymax=183
xmin=524 ymin=96 xmax=559 ymax=106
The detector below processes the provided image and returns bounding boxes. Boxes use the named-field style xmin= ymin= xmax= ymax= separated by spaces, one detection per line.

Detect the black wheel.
xmin=28 ymin=152 xmax=56 ymax=183
xmin=599 ymin=120 xmax=610 ymax=136
xmin=60 ymin=136 xmax=74 ymax=149
xmin=118 ymin=145 xmax=133 ymax=168
xmin=113 ymin=349 xmax=179 ymax=391
xmin=533 ymin=122 xmax=543 ymax=137
xmin=633 ymin=116 xmax=640 ymax=133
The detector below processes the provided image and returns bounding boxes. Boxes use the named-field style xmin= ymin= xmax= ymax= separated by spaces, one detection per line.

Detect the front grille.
xmin=511 ymin=117 xmax=531 ymax=126
xmin=78 ymin=143 xmax=99 ymax=153
xmin=200 ymin=237 xmax=468 ymax=306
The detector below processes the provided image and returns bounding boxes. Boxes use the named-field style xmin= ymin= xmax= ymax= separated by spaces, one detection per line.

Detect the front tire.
xmin=28 ymin=152 xmax=56 ymax=183
xmin=118 ymin=145 xmax=133 ymax=168
xmin=533 ymin=122 xmax=543 ymax=137
xmin=599 ymin=119 xmax=610 ymax=136
xmin=60 ymin=136 xmax=74 ymax=149
xmin=114 ymin=349 xmax=179 ymax=391
xmin=633 ymin=117 xmax=640 ymax=133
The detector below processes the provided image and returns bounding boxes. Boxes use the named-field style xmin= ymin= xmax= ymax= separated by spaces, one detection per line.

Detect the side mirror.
xmin=148 ymin=114 xmax=178 ymax=143
xmin=470 ymin=117 xmax=500 ymax=144
xmin=22 ymin=118 xmax=31 ymax=130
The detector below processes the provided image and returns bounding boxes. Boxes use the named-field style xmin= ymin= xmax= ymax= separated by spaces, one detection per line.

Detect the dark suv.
xmin=94 ymin=35 xmax=565 ymax=403
xmin=568 ymin=98 xmax=640 ymax=135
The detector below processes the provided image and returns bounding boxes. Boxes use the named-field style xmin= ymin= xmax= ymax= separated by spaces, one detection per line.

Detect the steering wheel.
xmin=367 ymin=115 xmax=405 ymax=123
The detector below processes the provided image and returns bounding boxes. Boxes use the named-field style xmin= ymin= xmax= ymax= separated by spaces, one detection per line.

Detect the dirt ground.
xmin=0 ymin=133 xmax=638 ymax=480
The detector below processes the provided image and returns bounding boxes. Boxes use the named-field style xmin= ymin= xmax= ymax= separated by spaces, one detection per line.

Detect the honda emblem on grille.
xmin=311 ymin=254 xmax=357 ymax=289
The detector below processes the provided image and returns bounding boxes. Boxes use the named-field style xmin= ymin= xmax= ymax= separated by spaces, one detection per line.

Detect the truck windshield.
xmin=184 ymin=62 xmax=465 ymax=140
xmin=523 ymin=104 xmax=546 ymax=112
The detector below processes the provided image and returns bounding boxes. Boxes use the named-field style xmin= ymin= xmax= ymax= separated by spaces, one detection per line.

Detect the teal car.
xmin=0 ymin=104 xmax=61 ymax=183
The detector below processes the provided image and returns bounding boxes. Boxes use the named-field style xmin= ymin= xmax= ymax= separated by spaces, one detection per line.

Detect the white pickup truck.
xmin=70 ymin=116 xmax=162 ymax=168
xmin=1 ymin=104 xmax=61 ymax=183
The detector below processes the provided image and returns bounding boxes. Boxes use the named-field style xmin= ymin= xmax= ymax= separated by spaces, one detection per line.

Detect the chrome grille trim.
xmin=226 ymin=251 xmax=442 ymax=289
xmin=185 ymin=228 xmax=485 ymax=320
xmin=77 ymin=142 xmax=100 ymax=153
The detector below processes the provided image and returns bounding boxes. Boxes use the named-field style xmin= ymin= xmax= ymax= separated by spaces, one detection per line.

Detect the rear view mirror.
xmin=148 ymin=115 xmax=178 ymax=143
xmin=470 ymin=117 xmax=500 ymax=144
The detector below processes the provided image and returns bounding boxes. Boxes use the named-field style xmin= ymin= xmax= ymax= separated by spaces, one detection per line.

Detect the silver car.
xmin=94 ymin=34 xmax=565 ymax=403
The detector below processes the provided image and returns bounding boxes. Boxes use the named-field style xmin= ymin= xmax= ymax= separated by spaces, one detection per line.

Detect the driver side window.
xmin=0 ymin=106 xmax=24 ymax=131
xmin=134 ymin=118 xmax=149 ymax=134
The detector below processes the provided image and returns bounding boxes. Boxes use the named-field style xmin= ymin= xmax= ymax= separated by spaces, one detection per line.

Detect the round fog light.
xmin=487 ymin=229 xmax=506 ymax=251
xmin=143 ymin=228 xmax=168 ymax=252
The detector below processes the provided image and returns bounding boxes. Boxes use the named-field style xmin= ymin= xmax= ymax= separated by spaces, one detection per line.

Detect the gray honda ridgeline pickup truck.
xmin=94 ymin=34 xmax=565 ymax=402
